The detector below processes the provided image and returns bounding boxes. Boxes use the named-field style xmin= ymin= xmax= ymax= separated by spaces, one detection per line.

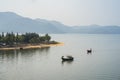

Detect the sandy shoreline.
xmin=0 ymin=42 xmax=64 ymax=50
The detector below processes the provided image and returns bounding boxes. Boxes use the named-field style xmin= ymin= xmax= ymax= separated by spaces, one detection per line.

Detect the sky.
xmin=0 ymin=0 xmax=120 ymax=26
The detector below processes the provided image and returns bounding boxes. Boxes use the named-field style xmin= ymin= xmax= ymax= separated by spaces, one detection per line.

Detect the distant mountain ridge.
xmin=0 ymin=12 xmax=64 ymax=33
xmin=0 ymin=12 xmax=120 ymax=34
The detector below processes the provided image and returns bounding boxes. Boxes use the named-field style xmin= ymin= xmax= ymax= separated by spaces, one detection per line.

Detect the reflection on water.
xmin=0 ymin=47 xmax=50 ymax=62
xmin=61 ymin=60 xmax=74 ymax=66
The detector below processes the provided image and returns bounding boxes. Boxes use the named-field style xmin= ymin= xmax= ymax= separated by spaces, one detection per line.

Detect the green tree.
xmin=0 ymin=32 xmax=52 ymax=45
xmin=29 ymin=37 xmax=40 ymax=44
xmin=45 ymin=34 xmax=51 ymax=42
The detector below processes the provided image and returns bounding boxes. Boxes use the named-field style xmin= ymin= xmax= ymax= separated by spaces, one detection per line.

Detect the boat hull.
xmin=61 ymin=57 xmax=74 ymax=61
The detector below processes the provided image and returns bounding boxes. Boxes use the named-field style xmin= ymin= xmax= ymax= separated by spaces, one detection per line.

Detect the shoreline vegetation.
xmin=0 ymin=32 xmax=63 ymax=50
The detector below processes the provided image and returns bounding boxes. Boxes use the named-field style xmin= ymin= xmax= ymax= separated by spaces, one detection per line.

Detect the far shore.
xmin=0 ymin=42 xmax=64 ymax=50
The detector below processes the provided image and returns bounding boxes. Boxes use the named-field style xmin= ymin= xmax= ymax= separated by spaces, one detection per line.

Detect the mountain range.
xmin=0 ymin=12 xmax=120 ymax=34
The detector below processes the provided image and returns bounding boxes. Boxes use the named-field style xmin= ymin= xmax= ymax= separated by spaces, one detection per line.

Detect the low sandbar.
xmin=0 ymin=42 xmax=64 ymax=50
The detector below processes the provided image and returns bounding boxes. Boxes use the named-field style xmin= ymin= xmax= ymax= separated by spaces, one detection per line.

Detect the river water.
xmin=0 ymin=34 xmax=120 ymax=80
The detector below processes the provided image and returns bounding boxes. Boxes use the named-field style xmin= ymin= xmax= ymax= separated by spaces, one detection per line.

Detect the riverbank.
xmin=0 ymin=42 xmax=64 ymax=50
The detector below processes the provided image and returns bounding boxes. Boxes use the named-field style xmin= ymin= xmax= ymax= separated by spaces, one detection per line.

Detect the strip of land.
xmin=0 ymin=42 xmax=64 ymax=50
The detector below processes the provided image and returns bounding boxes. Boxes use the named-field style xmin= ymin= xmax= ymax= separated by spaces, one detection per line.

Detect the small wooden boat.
xmin=87 ymin=48 xmax=92 ymax=53
xmin=61 ymin=56 xmax=74 ymax=61
xmin=20 ymin=47 xmax=23 ymax=50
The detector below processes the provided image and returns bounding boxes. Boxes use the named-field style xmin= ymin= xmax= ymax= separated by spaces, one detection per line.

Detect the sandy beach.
xmin=0 ymin=42 xmax=64 ymax=50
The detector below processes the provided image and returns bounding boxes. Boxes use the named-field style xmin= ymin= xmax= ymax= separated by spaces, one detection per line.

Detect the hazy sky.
xmin=0 ymin=0 xmax=120 ymax=26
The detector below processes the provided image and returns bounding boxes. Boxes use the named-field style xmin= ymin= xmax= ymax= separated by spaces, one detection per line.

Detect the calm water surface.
xmin=0 ymin=34 xmax=120 ymax=80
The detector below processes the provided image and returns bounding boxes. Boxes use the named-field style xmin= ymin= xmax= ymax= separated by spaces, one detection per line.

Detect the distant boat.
xmin=87 ymin=48 xmax=92 ymax=53
xmin=61 ymin=56 xmax=74 ymax=61
xmin=20 ymin=47 xmax=23 ymax=50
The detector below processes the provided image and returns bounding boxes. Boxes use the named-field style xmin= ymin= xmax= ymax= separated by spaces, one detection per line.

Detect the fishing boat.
xmin=61 ymin=56 xmax=74 ymax=61
xmin=87 ymin=48 xmax=92 ymax=53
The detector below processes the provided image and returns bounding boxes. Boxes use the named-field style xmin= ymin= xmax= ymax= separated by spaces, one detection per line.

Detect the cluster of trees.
xmin=0 ymin=32 xmax=51 ymax=45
